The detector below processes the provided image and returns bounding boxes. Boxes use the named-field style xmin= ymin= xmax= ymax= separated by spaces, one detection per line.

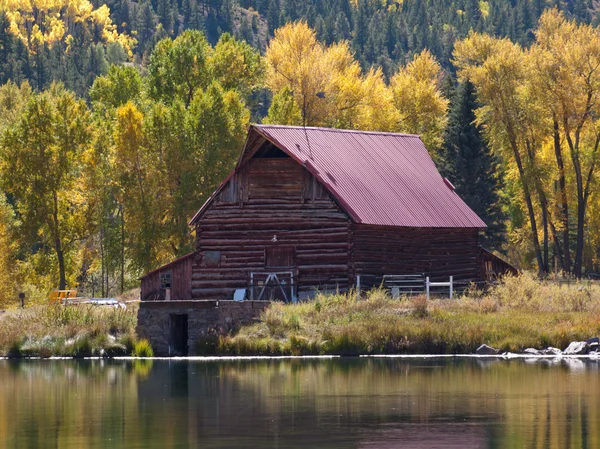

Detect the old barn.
xmin=138 ymin=125 xmax=513 ymax=354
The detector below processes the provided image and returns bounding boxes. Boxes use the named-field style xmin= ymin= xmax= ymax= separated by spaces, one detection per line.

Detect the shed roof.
xmin=191 ymin=125 xmax=486 ymax=228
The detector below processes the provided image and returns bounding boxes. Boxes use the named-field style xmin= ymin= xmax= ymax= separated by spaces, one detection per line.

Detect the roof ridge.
xmin=254 ymin=124 xmax=420 ymax=138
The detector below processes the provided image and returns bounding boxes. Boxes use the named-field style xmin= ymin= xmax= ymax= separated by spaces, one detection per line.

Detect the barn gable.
xmin=191 ymin=125 xmax=486 ymax=228
xmin=190 ymin=130 xmax=347 ymax=225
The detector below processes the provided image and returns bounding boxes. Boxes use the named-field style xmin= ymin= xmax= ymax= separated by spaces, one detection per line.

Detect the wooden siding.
xmin=478 ymin=247 xmax=518 ymax=280
xmin=351 ymin=225 xmax=481 ymax=283
xmin=140 ymin=253 xmax=194 ymax=301
xmin=192 ymin=157 xmax=352 ymax=299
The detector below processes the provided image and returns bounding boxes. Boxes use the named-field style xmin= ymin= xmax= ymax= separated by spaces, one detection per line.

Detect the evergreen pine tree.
xmin=441 ymin=80 xmax=507 ymax=250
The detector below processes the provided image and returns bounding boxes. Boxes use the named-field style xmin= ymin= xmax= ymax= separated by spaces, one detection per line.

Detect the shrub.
xmin=132 ymin=339 xmax=154 ymax=357
xmin=68 ymin=336 xmax=94 ymax=358
xmin=411 ymin=295 xmax=428 ymax=317
xmin=119 ymin=333 xmax=137 ymax=354
xmin=6 ymin=340 xmax=22 ymax=358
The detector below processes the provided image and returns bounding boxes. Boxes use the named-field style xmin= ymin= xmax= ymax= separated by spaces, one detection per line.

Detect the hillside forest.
xmin=0 ymin=0 xmax=600 ymax=304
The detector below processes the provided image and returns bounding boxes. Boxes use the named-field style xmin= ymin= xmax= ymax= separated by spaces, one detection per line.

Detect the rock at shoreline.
xmin=476 ymin=344 xmax=499 ymax=355
xmin=542 ymin=347 xmax=562 ymax=356
xmin=523 ymin=348 xmax=541 ymax=355
xmin=563 ymin=341 xmax=589 ymax=355
xmin=586 ymin=337 xmax=599 ymax=352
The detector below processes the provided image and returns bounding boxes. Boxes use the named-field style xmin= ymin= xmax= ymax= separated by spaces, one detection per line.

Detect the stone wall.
xmin=136 ymin=300 xmax=270 ymax=356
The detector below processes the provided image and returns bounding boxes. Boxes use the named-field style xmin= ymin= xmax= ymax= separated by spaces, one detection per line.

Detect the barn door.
xmin=250 ymin=272 xmax=295 ymax=303
xmin=170 ymin=314 xmax=188 ymax=356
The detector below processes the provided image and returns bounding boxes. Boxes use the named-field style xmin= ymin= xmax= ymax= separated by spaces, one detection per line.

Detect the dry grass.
xmin=219 ymin=277 xmax=600 ymax=356
xmin=4 ymin=274 xmax=600 ymax=357
xmin=0 ymin=303 xmax=138 ymax=357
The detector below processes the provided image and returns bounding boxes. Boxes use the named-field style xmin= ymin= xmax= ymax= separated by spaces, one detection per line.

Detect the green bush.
xmin=132 ymin=339 xmax=154 ymax=357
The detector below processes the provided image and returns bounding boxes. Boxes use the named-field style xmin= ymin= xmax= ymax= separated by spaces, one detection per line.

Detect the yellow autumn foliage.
xmin=390 ymin=50 xmax=449 ymax=149
xmin=265 ymin=21 xmax=446 ymax=142
xmin=1 ymin=0 xmax=134 ymax=55
xmin=454 ymin=9 xmax=600 ymax=274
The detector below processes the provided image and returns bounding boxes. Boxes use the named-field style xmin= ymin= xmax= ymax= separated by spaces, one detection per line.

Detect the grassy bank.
xmin=3 ymin=274 xmax=600 ymax=357
xmin=0 ymin=303 xmax=140 ymax=357
xmin=217 ymin=274 xmax=600 ymax=356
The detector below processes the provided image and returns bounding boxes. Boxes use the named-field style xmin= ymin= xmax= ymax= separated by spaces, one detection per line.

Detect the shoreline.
xmin=2 ymin=353 xmax=600 ymax=361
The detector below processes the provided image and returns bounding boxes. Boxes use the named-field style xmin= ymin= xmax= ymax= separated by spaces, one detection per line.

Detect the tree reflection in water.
xmin=0 ymin=357 xmax=598 ymax=448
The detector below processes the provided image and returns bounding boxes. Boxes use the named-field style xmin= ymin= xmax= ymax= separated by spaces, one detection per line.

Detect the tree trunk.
xmin=120 ymin=205 xmax=125 ymax=294
xmin=562 ymin=95 xmax=594 ymax=278
xmin=541 ymin=195 xmax=549 ymax=273
xmin=574 ymin=193 xmax=585 ymax=278
xmin=100 ymin=222 xmax=105 ymax=297
xmin=549 ymin=217 xmax=564 ymax=273
xmin=52 ymin=192 xmax=66 ymax=290
xmin=507 ymin=130 xmax=545 ymax=274
xmin=553 ymin=117 xmax=571 ymax=273
xmin=564 ymin=125 xmax=586 ymax=278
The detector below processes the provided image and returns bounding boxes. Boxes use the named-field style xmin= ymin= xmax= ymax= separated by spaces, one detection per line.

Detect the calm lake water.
xmin=0 ymin=357 xmax=598 ymax=448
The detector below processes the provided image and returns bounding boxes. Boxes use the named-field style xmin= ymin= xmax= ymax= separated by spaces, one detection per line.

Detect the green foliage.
xmin=0 ymin=84 xmax=91 ymax=289
xmin=147 ymin=31 xmax=213 ymax=106
xmin=264 ymin=87 xmax=302 ymax=125
xmin=440 ymin=79 xmax=506 ymax=249
xmin=90 ymin=65 xmax=143 ymax=109
xmin=132 ymin=339 xmax=154 ymax=357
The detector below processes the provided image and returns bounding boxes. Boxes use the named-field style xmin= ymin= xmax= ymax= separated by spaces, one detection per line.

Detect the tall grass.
xmin=219 ymin=278 xmax=600 ymax=356
xmin=0 ymin=303 xmax=138 ymax=357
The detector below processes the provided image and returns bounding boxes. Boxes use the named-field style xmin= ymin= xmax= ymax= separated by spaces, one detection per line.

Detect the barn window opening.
xmin=254 ymin=143 xmax=289 ymax=158
xmin=204 ymin=250 xmax=222 ymax=267
xmin=265 ymin=246 xmax=296 ymax=268
xmin=160 ymin=271 xmax=172 ymax=289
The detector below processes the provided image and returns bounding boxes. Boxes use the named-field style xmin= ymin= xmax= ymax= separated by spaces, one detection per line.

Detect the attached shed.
xmin=141 ymin=124 xmax=514 ymax=303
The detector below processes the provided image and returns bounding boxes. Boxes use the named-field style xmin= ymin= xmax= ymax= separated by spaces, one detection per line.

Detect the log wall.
xmin=351 ymin=225 xmax=481 ymax=283
xmin=192 ymin=157 xmax=352 ymax=299
xmin=140 ymin=253 xmax=194 ymax=301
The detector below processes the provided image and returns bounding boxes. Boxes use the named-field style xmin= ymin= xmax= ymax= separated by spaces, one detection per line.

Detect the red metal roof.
xmin=252 ymin=125 xmax=486 ymax=228
xmin=139 ymin=252 xmax=195 ymax=279
xmin=190 ymin=125 xmax=486 ymax=228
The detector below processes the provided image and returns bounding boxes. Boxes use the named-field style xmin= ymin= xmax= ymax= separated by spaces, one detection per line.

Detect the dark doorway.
xmin=170 ymin=314 xmax=188 ymax=356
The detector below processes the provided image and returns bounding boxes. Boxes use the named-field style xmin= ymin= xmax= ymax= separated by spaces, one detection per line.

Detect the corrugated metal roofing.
xmin=252 ymin=125 xmax=486 ymax=228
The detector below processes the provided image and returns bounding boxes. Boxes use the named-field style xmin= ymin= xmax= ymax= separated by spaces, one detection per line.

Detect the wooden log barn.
xmin=138 ymin=125 xmax=514 ymax=354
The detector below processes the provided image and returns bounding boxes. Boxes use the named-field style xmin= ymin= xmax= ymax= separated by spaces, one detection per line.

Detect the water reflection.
xmin=0 ymin=358 xmax=599 ymax=448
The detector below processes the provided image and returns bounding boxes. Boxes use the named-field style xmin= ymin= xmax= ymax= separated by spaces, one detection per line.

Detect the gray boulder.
xmin=523 ymin=348 xmax=541 ymax=355
xmin=542 ymin=347 xmax=562 ymax=356
xmin=476 ymin=344 xmax=499 ymax=355
xmin=563 ymin=341 xmax=589 ymax=355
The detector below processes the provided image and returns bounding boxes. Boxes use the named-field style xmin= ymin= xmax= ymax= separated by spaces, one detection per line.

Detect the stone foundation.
xmin=136 ymin=300 xmax=270 ymax=356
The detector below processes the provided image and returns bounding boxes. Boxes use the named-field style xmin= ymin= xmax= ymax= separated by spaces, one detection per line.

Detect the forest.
xmin=0 ymin=0 xmax=600 ymax=305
